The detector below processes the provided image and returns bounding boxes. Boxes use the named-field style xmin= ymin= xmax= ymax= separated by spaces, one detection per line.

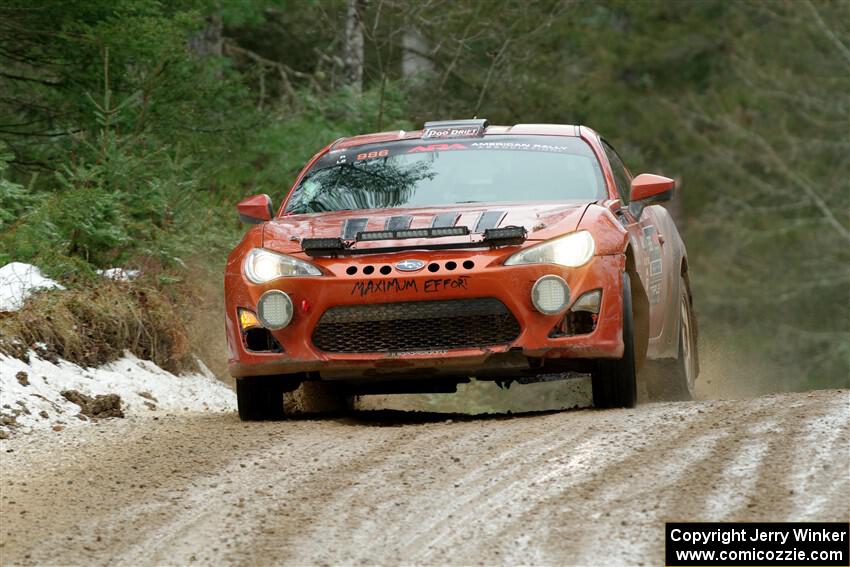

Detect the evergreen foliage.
xmin=1 ymin=0 xmax=847 ymax=389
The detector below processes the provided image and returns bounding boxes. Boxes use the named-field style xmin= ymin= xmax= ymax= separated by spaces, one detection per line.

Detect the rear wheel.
xmin=592 ymin=272 xmax=637 ymax=408
xmin=236 ymin=376 xmax=286 ymax=421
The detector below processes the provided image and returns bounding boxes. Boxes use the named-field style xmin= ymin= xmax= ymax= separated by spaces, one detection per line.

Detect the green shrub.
xmin=0 ymin=278 xmax=194 ymax=373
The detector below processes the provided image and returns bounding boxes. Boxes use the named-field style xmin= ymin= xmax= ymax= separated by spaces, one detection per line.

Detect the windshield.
xmin=284 ymin=135 xmax=606 ymax=214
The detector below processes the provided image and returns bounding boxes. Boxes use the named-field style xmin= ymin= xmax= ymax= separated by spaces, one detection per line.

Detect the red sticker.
xmin=406 ymin=143 xmax=468 ymax=153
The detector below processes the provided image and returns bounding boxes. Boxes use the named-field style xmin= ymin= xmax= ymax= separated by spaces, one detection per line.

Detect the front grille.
xmin=312 ymin=298 xmax=521 ymax=353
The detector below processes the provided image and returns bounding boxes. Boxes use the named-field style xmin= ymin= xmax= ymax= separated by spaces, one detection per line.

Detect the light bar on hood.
xmin=302 ymin=237 xmax=345 ymax=256
xmin=357 ymin=226 xmax=469 ymax=242
xmin=483 ymin=226 xmax=527 ymax=245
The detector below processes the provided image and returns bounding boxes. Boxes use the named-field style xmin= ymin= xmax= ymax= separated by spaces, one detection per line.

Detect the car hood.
xmin=263 ymin=202 xmax=591 ymax=254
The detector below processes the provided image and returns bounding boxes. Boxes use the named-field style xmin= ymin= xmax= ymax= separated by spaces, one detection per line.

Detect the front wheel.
xmin=236 ymin=376 xmax=287 ymax=421
xmin=592 ymin=272 xmax=638 ymax=408
xmin=667 ymin=276 xmax=698 ymax=400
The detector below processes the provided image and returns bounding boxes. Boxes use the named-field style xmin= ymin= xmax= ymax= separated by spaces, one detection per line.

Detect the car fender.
xmin=576 ymin=204 xmax=629 ymax=257
xmin=642 ymin=204 xmax=688 ymax=360
xmin=224 ymin=225 xmax=264 ymax=362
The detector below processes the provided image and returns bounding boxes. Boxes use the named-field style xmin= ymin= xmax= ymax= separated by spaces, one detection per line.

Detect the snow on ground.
xmin=96 ymin=267 xmax=140 ymax=281
xmin=0 ymin=262 xmax=140 ymax=313
xmin=0 ymin=351 xmax=235 ymax=437
xmin=0 ymin=262 xmax=64 ymax=312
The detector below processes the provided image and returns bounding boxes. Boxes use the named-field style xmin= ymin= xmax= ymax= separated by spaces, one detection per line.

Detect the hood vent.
xmin=385 ymin=215 xmax=413 ymax=231
xmin=431 ymin=212 xmax=460 ymax=228
xmin=474 ymin=210 xmax=506 ymax=233
xmin=342 ymin=218 xmax=369 ymax=240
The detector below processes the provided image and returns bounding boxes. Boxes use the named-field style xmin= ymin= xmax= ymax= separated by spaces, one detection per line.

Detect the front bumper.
xmin=225 ymin=249 xmax=625 ymax=379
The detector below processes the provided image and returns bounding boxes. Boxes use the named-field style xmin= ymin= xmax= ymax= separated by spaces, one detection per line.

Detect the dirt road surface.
xmin=1 ymin=389 xmax=848 ymax=566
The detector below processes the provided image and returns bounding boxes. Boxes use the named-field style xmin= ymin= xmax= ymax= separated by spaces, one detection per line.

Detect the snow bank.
xmin=0 ymin=351 xmax=235 ymax=437
xmin=0 ymin=262 xmax=64 ymax=312
xmin=0 ymin=262 xmax=140 ymax=312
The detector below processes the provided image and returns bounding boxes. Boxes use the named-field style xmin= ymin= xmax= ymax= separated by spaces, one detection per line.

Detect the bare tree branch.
xmin=802 ymin=0 xmax=850 ymax=68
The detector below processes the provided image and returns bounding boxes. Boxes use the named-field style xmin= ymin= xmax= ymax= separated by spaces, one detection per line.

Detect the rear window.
xmin=285 ymin=135 xmax=605 ymax=214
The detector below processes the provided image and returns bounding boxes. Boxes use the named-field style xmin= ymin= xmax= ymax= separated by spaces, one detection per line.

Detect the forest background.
xmin=1 ymin=0 xmax=847 ymax=393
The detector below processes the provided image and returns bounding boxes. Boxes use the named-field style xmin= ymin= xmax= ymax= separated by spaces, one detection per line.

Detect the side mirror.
xmin=237 ymin=194 xmax=274 ymax=224
xmin=630 ymin=173 xmax=675 ymax=203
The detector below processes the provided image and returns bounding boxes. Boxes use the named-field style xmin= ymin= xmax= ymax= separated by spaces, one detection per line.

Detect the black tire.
xmin=653 ymin=278 xmax=698 ymax=401
xmin=592 ymin=272 xmax=638 ymax=408
xmin=645 ymin=275 xmax=697 ymax=401
xmin=236 ymin=376 xmax=286 ymax=421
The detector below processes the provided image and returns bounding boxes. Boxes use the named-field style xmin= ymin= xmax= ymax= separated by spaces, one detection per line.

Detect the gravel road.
xmin=1 ymin=389 xmax=848 ymax=566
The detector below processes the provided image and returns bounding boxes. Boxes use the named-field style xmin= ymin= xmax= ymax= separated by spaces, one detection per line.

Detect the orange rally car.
xmin=225 ymin=119 xmax=698 ymax=420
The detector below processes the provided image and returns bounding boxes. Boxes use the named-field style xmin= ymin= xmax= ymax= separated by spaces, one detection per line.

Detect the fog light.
xmin=257 ymin=290 xmax=293 ymax=330
xmin=571 ymin=289 xmax=601 ymax=314
xmin=531 ymin=275 xmax=570 ymax=315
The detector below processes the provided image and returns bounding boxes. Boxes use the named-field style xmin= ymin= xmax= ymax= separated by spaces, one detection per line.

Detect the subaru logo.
xmin=396 ymin=259 xmax=426 ymax=272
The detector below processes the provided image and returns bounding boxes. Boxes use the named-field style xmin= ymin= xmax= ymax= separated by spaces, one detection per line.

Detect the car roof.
xmin=330 ymin=123 xmax=583 ymax=151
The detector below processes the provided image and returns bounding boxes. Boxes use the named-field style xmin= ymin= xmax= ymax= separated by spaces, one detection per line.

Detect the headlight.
xmin=504 ymin=230 xmax=595 ymax=268
xmin=244 ymin=248 xmax=321 ymax=283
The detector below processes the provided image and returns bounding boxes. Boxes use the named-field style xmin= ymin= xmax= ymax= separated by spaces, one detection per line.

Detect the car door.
xmin=600 ymin=140 xmax=667 ymax=341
